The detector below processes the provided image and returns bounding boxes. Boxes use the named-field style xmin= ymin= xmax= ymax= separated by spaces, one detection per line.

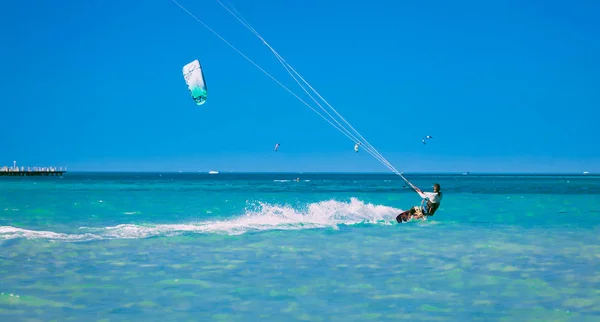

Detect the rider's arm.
xmin=416 ymin=189 xmax=439 ymax=202
xmin=421 ymin=191 xmax=438 ymax=200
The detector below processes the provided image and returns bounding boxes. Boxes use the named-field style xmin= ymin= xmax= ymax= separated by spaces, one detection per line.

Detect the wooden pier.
xmin=1 ymin=161 xmax=66 ymax=177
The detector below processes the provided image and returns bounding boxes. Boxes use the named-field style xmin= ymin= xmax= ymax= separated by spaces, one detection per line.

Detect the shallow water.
xmin=1 ymin=173 xmax=599 ymax=321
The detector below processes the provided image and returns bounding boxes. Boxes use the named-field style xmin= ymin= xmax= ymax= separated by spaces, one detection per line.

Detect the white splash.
xmin=0 ymin=198 xmax=403 ymax=241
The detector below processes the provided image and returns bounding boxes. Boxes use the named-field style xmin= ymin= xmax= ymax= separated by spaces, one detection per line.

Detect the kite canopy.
xmin=422 ymin=135 xmax=433 ymax=145
xmin=182 ymin=59 xmax=207 ymax=105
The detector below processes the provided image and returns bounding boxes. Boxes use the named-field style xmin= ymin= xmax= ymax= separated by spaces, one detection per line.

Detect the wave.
xmin=0 ymin=198 xmax=403 ymax=242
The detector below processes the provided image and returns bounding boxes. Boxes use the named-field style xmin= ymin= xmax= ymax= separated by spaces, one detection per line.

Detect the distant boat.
xmin=583 ymin=171 xmax=589 ymax=175
xmin=209 ymin=170 xmax=219 ymax=174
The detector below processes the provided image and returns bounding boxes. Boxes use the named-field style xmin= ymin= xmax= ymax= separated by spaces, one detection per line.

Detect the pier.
xmin=0 ymin=161 xmax=67 ymax=176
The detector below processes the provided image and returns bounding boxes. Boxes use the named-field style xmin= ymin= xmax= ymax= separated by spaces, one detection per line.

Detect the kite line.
xmin=170 ymin=0 xmax=421 ymax=193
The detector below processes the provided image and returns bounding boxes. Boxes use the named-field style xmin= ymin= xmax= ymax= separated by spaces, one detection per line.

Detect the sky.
xmin=0 ymin=0 xmax=599 ymax=173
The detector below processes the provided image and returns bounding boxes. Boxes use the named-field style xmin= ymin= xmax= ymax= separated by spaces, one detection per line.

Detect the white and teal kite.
xmin=182 ymin=59 xmax=207 ymax=105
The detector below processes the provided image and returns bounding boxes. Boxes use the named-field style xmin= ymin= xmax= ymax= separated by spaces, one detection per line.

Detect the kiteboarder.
xmin=396 ymin=183 xmax=442 ymax=223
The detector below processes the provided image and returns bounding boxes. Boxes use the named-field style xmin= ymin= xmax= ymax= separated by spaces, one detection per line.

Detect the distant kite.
xmin=422 ymin=135 xmax=433 ymax=145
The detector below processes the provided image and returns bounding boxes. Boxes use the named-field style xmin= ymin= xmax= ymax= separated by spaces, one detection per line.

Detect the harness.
xmin=419 ymin=192 xmax=441 ymax=216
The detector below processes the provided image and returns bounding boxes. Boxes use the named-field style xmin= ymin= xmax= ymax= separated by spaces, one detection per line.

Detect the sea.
xmin=1 ymin=172 xmax=599 ymax=321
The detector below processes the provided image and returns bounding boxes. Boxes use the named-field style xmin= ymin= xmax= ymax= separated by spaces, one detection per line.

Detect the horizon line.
xmin=46 ymin=170 xmax=597 ymax=175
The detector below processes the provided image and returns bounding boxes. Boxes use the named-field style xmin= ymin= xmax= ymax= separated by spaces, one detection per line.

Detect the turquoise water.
xmin=1 ymin=172 xmax=599 ymax=321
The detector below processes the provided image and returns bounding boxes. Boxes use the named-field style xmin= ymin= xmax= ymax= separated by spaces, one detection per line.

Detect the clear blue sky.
xmin=1 ymin=0 xmax=598 ymax=173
